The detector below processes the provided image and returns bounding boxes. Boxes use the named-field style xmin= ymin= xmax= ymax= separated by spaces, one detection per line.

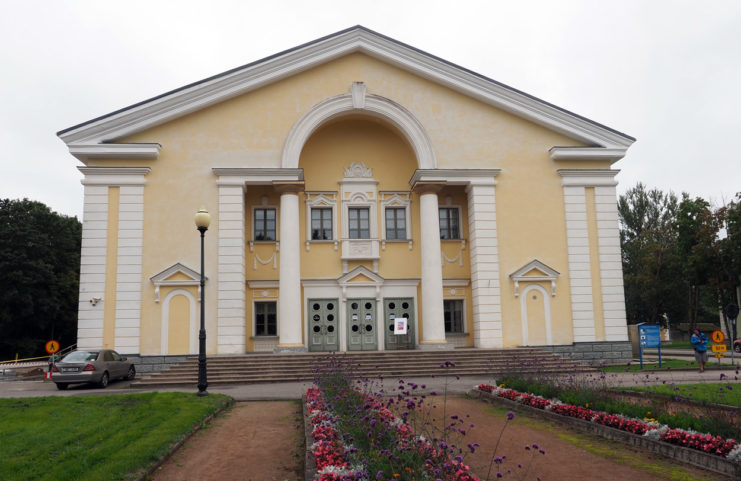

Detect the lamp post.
xmin=194 ymin=207 xmax=211 ymax=396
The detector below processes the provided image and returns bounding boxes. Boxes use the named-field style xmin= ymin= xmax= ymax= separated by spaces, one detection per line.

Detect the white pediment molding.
xmin=58 ymin=26 xmax=634 ymax=160
xmin=150 ymin=263 xmax=206 ymax=302
xmin=337 ymin=265 xmax=384 ymax=286
xmin=509 ymin=259 xmax=560 ymax=298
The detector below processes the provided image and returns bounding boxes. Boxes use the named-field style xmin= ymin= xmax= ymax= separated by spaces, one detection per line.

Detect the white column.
xmin=277 ymin=184 xmax=305 ymax=350
xmin=417 ymin=185 xmax=448 ymax=347
xmin=217 ymin=184 xmax=246 ymax=354
xmin=595 ymin=186 xmax=628 ymax=341
xmin=76 ymin=184 xmax=109 ymax=350
xmin=466 ymin=182 xmax=503 ymax=348
xmin=114 ymin=185 xmax=145 ymax=353
xmin=562 ymin=186 xmax=596 ymax=342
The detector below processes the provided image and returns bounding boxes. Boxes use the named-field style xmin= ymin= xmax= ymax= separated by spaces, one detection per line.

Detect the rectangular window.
xmin=255 ymin=302 xmax=277 ymax=336
xmin=348 ymin=207 xmax=370 ymax=239
xmin=254 ymin=208 xmax=276 ymax=241
xmin=444 ymin=299 xmax=464 ymax=333
xmin=439 ymin=208 xmax=460 ymax=239
xmin=385 ymin=208 xmax=407 ymax=240
xmin=311 ymin=208 xmax=333 ymax=240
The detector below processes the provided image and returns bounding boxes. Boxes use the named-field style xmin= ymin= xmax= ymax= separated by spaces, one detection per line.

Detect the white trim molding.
xmin=305 ymin=192 xmax=338 ymax=251
xmin=150 ymin=263 xmax=205 ymax=303
xmin=78 ymin=167 xmax=151 ymax=186
xmin=70 ymin=143 xmax=161 ymax=162
xmin=519 ymin=284 xmax=553 ymax=346
xmin=557 ymin=169 xmax=620 ymax=187
xmin=282 ymin=92 xmax=437 ymax=170
xmin=160 ymin=288 xmax=198 ymax=355
xmin=509 ymin=259 xmax=560 ymax=298
xmin=549 ymin=147 xmax=627 ymax=163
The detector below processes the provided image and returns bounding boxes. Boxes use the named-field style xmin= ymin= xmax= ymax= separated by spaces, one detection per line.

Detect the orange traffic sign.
xmin=714 ymin=352 xmax=725 ymax=358
xmin=45 ymin=340 xmax=60 ymax=354
xmin=711 ymin=330 xmax=725 ymax=343
xmin=712 ymin=344 xmax=727 ymax=353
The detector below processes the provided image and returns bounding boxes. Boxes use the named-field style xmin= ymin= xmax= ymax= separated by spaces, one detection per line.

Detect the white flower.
xmin=726 ymin=444 xmax=741 ymax=463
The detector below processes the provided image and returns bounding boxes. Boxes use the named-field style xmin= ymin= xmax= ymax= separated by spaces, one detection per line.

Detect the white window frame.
xmin=443 ymin=298 xmax=465 ymax=334
xmin=380 ymin=192 xmax=412 ymax=249
xmin=342 ymin=192 xmax=378 ymax=240
xmin=251 ymin=205 xmax=278 ymax=242
xmin=304 ymin=192 xmax=338 ymax=251
xmin=254 ymin=300 xmax=278 ymax=337
xmin=439 ymin=206 xmax=462 ymax=240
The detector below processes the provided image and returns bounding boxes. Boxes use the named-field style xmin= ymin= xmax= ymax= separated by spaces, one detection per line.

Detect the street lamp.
xmin=194 ymin=207 xmax=211 ymax=396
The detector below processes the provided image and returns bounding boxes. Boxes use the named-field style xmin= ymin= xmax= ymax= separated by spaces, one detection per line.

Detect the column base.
xmin=418 ymin=341 xmax=454 ymax=350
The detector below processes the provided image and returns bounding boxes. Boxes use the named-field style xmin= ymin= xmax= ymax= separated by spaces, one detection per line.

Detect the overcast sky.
xmin=1 ymin=0 xmax=739 ymax=219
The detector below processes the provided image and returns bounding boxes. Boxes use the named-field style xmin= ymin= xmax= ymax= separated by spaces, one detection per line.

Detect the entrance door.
xmin=384 ymin=298 xmax=415 ymax=350
xmin=347 ymin=298 xmax=378 ymax=351
xmin=308 ymin=299 xmax=339 ymax=352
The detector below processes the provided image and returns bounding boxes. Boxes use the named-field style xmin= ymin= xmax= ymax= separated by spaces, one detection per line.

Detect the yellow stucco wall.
xmin=85 ymin=52 xmax=615 ymax=353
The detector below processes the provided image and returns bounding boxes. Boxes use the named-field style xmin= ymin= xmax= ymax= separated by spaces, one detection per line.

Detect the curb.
xmin=302 ymin=394 xmax=318 ymax=481
xmin=468 ymin=389 xmax=741 ymax=479
xmin=135 ymin=396 xmax=234 ymax=481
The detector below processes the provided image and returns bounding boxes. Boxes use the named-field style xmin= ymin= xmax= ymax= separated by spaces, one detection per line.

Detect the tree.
xmin=0 ymin=199 xmax=81 ymax=360
xmin=618 ymin=183 xmax=684 ymax=325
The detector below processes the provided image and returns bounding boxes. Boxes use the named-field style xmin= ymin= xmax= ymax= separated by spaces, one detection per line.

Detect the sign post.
xmin=45 ymin=340 xmax=60 ymax=380
xmin=725 ymin=303 xmax=738 ymax=364
xmin=637 ymin=323 xmax=662 ymax=369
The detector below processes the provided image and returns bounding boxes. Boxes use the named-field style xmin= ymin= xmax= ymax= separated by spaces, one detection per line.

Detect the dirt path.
xmin=151 ymin=401 xmax=303 ymax=481
xmin=151 ymin=396 xmax=732 ymax=481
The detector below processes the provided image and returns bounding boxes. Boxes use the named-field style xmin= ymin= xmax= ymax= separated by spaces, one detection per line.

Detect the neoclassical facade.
xmin=59 ymin=27 xmax=634 ymax=356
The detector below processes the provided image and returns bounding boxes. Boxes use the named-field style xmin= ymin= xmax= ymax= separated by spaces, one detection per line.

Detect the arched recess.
xmin=282 ymin=90 xmax=436 ymax=169
xmin=161 ymin=288 xmax=197 ymax=355
xmin=519 ymin=284 xmax=553 ymax=346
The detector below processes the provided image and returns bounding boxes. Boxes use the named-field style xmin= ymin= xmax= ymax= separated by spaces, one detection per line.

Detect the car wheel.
xmin=735 ymin=344 xmax=741 ymax=353
xmin=56 ymin=383 xmax=68 ymax=391
xmin=126 ymin=365 xmax=136 ymax=381
xmin=98 ymin=372 xmax=109 ymax=388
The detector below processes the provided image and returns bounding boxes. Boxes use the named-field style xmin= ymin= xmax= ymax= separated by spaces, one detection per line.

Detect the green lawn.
xmin=0 ymin=392 xmax=231 ymax=481
xmin=600 ymin=358 xmax=701 ymax=372
xmin=624 ymin=382 xmax=740 ymax=406
xmin=660 ymin=341 xmax=693 ymax=349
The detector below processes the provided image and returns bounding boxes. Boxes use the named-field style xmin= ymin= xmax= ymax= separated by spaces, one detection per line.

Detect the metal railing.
xmin=0 ymin=343 xmax=77 ymax=365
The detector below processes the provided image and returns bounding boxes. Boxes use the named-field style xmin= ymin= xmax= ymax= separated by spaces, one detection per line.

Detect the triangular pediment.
xmin=338 ymin=266 xmax=384 ymax=285
xmin=150 ymin=263 xmax=204 ymax=283
xmin=58 ymin=26 xmax=633 ymax=162
xmin=509 ymin=260 xmax=560 ymax=281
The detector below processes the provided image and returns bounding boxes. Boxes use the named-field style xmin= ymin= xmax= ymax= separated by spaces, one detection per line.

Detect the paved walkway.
xmin=0 ymin=366 xmax=738 ymax=400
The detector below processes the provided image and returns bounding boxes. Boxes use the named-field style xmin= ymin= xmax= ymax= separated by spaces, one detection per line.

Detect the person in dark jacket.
xmin=690 ymin=328 xmax=708 ymax=372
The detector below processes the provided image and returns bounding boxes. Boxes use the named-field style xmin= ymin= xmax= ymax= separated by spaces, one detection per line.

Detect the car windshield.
xmin=63 ymin=351 xmax=99 ymax=362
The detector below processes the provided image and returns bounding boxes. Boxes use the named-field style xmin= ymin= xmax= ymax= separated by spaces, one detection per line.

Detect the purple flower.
xmin=376 ymin=470 xmax=383 ymax=480
xmin=506 ymin=411 xmax=515 ymax=420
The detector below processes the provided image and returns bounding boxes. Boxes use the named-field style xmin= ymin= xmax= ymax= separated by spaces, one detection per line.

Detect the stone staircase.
xmin=130 ymin=348 xmax=593 ymax=388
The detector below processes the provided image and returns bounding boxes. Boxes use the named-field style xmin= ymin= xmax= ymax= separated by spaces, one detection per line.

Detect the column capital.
xmin=412 ymin=181 xmax=445 ymax=194
xmin=273 ymin=181 xmax=305 ymax=193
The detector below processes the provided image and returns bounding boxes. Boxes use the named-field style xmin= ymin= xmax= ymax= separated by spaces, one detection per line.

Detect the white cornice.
xmin=69 ymin=143 xmax=161 ymax=162
xmin=410 ymin=169 xmax=500 ymax=187
xmin=213 ymin=168 xmax=304 ymax=186
xmin=78 ymin=167 xmax=151 ymax=186
xmin=58 ymin=27 xmax=634 ymax=155
xmin=558 ymin=169 xmax=620 ymax=187
xmin=549 ymin=147 xmax=627 ymax=163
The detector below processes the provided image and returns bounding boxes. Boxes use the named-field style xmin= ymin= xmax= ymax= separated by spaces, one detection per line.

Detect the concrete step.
xmin=131 ymin=348 xmax=591 ymax=388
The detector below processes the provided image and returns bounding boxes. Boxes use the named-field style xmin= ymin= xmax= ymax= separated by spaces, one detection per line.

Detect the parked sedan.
xmin=52 ymin=349 xmax=135 ymax=390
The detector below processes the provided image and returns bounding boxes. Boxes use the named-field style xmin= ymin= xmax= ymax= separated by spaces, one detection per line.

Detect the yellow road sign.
xmin=711 ymin=330 xmax=725 ymax=343
xmin=714 ymin=352 xmax=725 ymax=358
xmin=45 ymin=340 xmax=60 ymax=354
xmin=711 ymin=344 xmax=727 ymax=353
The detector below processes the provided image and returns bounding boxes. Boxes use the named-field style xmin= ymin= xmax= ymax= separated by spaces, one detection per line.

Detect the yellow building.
xmin=58 ymin=27 xmax=635 ymax=362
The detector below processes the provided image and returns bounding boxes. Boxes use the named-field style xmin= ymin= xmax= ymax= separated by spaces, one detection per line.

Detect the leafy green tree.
xmin=0 ymin=199 xmax=81 ymax=359
xmin=618 ymin=183 xmax=684 ymax=325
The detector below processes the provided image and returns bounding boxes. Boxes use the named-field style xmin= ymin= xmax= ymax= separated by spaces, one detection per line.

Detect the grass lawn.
xmin=601 ymin=358 xmax=702 ymax=372
xmin=0 ymin=392 xmax=230 ymax=481
xmin=623 ymin=382 xmax=741 ymax=406
xmin=660 ymin=341 xmax=693 ymax=349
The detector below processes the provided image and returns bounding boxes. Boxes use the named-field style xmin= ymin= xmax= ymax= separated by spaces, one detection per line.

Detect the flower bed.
xmin=476 ymin=383 xmax=741 ymax=463
xmin=307 ymin=385 xmax=479 ymax=481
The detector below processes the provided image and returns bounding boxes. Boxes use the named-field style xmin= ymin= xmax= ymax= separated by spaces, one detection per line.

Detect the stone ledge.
xmin=468 ymin=390 xmax=741 ymax=479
